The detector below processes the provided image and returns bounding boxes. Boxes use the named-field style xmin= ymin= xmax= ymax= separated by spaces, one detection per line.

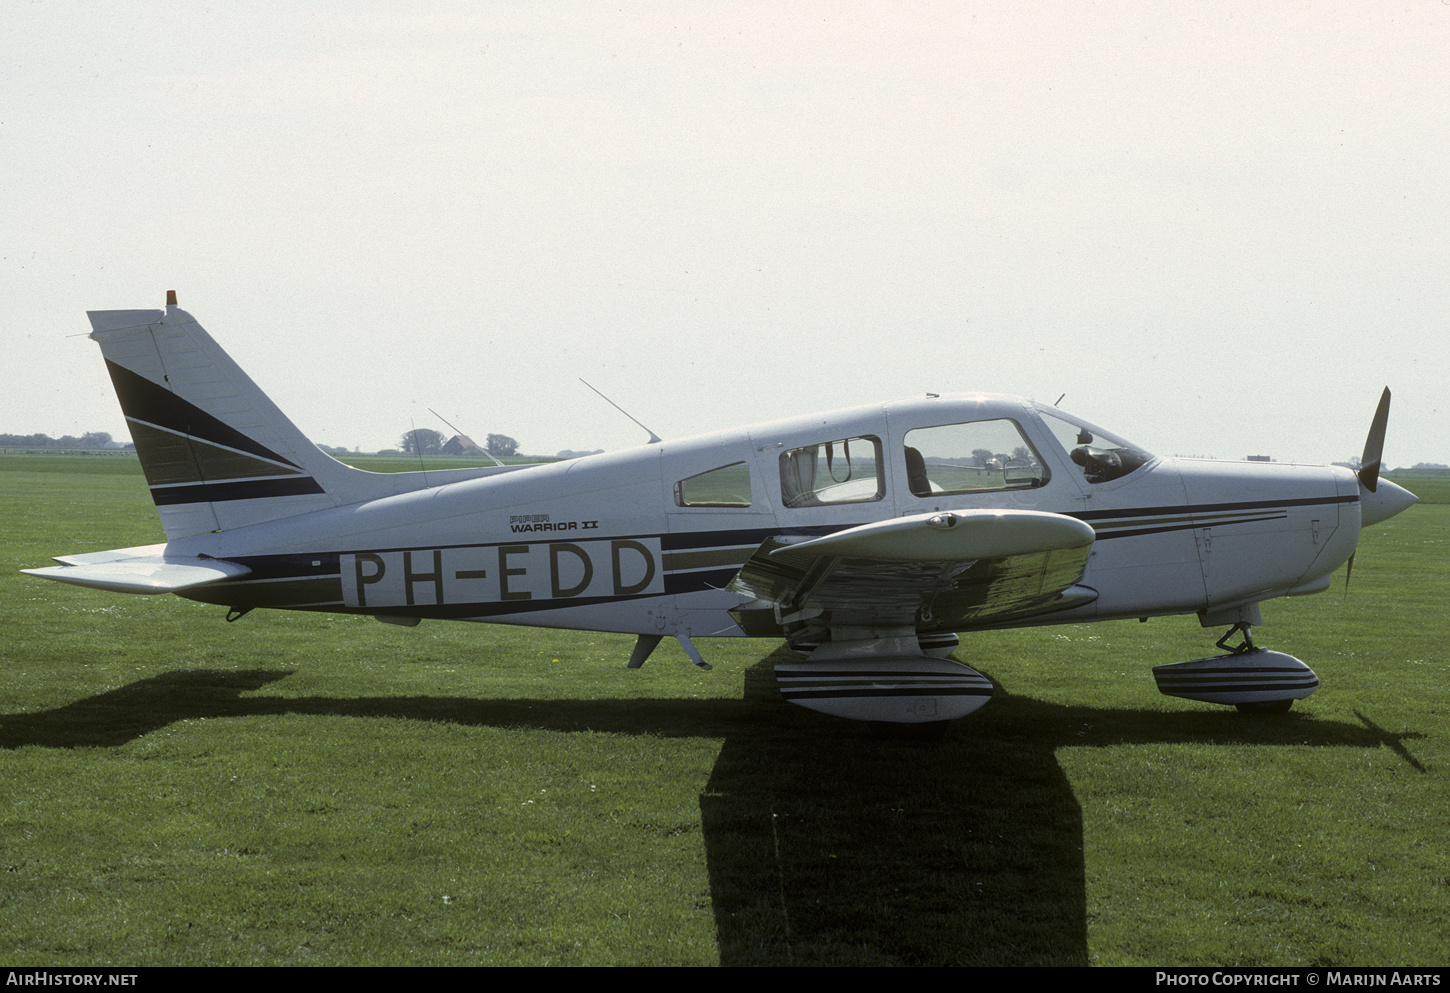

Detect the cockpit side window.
xmin=1036 ymin=406 xmax=1154 ymax=484
xmin=780 ymin=435 xmax=884 ymax=508
xmin=902 ymin=419 xmax=1047 ymax=496
xmin=674 ymin=462 xmax=752 ymax=507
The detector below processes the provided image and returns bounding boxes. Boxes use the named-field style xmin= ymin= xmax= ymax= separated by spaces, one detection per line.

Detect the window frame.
xmin=778 ymin=434 xmax=885 ymax=509
xmin=673 ymin=461 xmax=754 ymax=508
xmin=901 ymin=418 xmax=1049 ymax=497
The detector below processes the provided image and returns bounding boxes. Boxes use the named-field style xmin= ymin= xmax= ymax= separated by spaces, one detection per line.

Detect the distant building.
xmin=442 ymin=434 xmax=486 ymax=457
xmin=1245 ymin=455 xmax=1272 ymax=462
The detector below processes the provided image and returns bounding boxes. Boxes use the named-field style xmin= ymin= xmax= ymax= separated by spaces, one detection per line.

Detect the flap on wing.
xmin=22 ymin=547 xmax=251 ymax=595
xmin=728 ymin=509 xmax=1096 ymax=629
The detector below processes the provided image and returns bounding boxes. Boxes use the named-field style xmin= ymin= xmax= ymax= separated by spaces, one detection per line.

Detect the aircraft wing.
xmin=21 ymin=543 xmax=251 ymax=595
xmin=727 ymin=509 xmax=1097 ymax=630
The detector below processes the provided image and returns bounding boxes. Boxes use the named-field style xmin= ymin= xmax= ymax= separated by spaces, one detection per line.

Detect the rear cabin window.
xmin=902 ymin=419 xmax=1047 ymax=496
xmin=674 ymin=462 xmax=752 ymax=507
xmin=780 ymin=435 xmax=884 ymax=508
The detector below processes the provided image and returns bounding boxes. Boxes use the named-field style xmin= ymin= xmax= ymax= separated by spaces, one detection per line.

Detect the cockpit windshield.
xmin=1033 ymin=404 xmax=1154 ymax=484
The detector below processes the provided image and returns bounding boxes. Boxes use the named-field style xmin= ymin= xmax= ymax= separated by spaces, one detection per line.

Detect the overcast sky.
xmin=5 ymin=2 xmax=1447 ymax=465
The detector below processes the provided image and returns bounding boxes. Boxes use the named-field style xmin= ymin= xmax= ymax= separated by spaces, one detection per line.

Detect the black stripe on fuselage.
xmin=176 ymin=495 xmax=1354 ymax=612
xmin=1072 ymin=494 xmax=1354 ymax=522
xmin=1070 ymin=494 xmax=1354 ymax=541
xmin=660 ymin=525 xmax=842 ymax=551
xmin=1086 ymin=513 xmax=1288 ymax=541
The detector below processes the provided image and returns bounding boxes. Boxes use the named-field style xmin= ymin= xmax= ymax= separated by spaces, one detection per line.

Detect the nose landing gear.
xmin=1216 ymin=622 xmax=1255 ymax=654
xmin=1152 ymin=622 xmax=1319 ymax=714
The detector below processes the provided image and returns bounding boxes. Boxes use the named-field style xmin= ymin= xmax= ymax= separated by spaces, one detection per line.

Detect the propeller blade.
xmin=1358 ymin=387 xmax=1391 ymax=493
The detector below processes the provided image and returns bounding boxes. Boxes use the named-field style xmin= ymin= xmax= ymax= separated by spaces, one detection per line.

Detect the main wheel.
xmin=868 ymin=720 xmax=952 ymax=741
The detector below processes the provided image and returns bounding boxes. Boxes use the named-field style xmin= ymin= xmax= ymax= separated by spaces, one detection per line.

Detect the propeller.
xmin=1358 ymin=387 xmax=1391 ymax=493
xmin=1346 ymin=387 xmax=1418 ymax=592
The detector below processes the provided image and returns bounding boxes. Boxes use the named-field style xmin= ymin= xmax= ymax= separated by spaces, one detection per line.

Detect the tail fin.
xmin=89 ymin=297 xmax=495 ymax=539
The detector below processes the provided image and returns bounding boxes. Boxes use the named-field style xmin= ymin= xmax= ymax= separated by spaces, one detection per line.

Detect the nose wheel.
xmin=1235 ymin=698 xmax=1294 ymax=715
xmin=1214 ymin=624 xmax=1298 ymax=714
xmin=1153 ymin=622 xmax=1317 ymax=713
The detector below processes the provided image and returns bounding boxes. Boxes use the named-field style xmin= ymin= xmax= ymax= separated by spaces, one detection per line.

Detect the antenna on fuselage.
xmin=428 ymin=408 xmax=506 ymax=468
xmin=579 ymin=379 xmax=663 ymax=445
xmin=408 ymin=417 xmax=429 ymax=487
xmin=1055 ymin=393 xmax=1066 ymax=406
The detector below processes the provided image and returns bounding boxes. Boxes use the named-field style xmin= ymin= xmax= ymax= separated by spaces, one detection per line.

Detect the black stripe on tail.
xmin=105 ymin=360 xmax=325 ymax=504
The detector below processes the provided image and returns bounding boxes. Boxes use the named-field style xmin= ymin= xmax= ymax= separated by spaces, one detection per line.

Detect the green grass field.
xmin=1 ymin=455 xmax=1446 ymax=965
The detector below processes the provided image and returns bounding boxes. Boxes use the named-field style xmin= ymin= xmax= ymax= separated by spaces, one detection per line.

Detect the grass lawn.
xmin=2 ymin=456 xmax=1445 ymax=965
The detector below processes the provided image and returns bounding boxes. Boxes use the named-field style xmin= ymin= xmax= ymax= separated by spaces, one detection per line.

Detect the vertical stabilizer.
xmin=88 ymin=301 xmax=376 ymax=538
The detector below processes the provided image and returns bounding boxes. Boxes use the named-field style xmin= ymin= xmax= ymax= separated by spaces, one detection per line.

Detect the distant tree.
xmin=486 ymin=433 xmax=519 ymax=458
xmin=80 ymin=432 xmax=113 ymax=449
xmin=0 ymin=433 xmax=56 ymax=448
xmin=400 ymin=428 xmax=444 ymax=456
xmin=971 ymin=448 xmax=996 ymax=467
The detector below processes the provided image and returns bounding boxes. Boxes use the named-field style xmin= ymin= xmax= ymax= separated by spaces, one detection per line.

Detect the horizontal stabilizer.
xmin=22 ymin=545 xmax=250 ymax=595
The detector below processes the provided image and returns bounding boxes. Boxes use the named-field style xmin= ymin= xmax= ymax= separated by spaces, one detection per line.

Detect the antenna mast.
xmin=579 ymin=380 xmax=663 ymax=444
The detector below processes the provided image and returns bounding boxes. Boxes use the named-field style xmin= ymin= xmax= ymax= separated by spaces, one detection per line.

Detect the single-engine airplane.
xmin=23 ymin=295 xmax=1418 ymax=725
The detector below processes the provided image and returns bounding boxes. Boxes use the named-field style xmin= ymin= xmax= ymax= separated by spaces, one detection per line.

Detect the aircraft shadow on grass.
xmin=0 ymin=651 xmax=1425 ymax=966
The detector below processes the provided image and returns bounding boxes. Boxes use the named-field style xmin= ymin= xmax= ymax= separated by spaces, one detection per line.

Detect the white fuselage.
xmin=166 ymin=394 xmax=1367 ymax=640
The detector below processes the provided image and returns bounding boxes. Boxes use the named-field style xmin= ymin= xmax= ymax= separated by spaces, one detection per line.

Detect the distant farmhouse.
xmin=442 ymin=434 xmax=486 ymax=457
